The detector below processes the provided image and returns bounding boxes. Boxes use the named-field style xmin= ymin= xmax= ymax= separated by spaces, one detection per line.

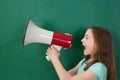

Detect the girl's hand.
xmin=46 ymin=45 xmax=60 ymax=61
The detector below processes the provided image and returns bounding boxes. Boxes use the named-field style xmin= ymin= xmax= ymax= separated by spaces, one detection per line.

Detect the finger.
xmin=46 ymin=52 xmax=48 ymax=55
xmin=51 ymin=45 xmax=56 ymax=50
xmin=50 ymin=46 xmax=54 ymax=50
xmin=46 ymin=49 xmax=49 ymax=53
xmin=51 ymin=46 xmax=58 ymax=52
xmin=46 ymin=49 xmax=50 ymax=55
xmin=49 ymin=46 xmax=52 ymax=49
xmin=50 ymin=45 xmax=54 ymax=49
xmin=47 ymin=47 xmax=51 ymax=51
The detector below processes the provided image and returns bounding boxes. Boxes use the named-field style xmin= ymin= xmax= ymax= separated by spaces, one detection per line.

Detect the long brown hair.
xmin=83 ymin=27 xmax=116 ymax=80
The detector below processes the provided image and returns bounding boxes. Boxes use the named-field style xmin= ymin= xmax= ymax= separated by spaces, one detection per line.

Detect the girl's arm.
xmin=68 ymin=64 xmax=79 ymax=76
xmin=46 ymin=45 xmax=97 ymax=80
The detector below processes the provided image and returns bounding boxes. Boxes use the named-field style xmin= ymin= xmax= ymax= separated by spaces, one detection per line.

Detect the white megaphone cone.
xmin=23 ymin=19 xmax=53 ymax=47
xmin=23 ymin=19 xmax=72 ymax=61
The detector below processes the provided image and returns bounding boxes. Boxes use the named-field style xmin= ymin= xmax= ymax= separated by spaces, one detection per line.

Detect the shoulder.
xmin=89 ymin=62 xmax=107 ymax=70
xmin=88 ymin=62 xmax=107 ymax=80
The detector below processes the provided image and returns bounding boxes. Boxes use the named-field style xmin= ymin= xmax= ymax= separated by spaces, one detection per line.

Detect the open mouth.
xmin=83 ymin=46 xmax=86 ymax=51
xmin=82 ymin=43 xmax=87 ymax=52
xmin=82 ymin=44 xmax=86 ymax=50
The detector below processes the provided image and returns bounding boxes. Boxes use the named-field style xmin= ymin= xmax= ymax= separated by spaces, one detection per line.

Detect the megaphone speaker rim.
xmin=22 ymin=18 xmax=31 ymax=47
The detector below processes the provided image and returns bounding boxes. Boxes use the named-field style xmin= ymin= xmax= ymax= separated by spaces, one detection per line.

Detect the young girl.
xmin=46 ymin=27 xmax=116 ymax=80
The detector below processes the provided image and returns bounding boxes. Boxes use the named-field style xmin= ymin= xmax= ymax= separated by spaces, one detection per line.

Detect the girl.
xmin=46 ymin=27 xmax=116 ymax=80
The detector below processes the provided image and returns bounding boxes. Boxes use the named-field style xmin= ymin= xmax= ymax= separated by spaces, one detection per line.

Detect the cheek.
xmin=90 ymin=44 xmax=94 ymax=50
xmin=84 ymin=44 xmax=94 ymax=55
xmin=89 ymin=44 xmax=95 ymax=54
xmin=89 ymin=42 xmax=94 ymax=50
xmin=88 ymin=46 xmax=94 ymax=52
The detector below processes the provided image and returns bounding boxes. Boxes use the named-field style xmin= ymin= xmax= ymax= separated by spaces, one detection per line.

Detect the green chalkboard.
xmin=0 ymin=0 xmax=120 ymax=80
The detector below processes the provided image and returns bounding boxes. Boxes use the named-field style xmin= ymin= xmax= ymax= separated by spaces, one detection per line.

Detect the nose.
xmin=81 ymin=38 xmax=84 ymax=43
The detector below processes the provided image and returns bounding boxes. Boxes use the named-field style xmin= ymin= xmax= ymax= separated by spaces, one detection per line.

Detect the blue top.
xmin=77 ymin=58 xmax=107 ymax=80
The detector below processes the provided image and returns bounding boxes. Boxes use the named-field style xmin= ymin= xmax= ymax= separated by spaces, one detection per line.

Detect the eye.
xmin=85 ymin=36 xmax=88 ymax=39
xmin=84 ymin=34 xmax=89 ymax=40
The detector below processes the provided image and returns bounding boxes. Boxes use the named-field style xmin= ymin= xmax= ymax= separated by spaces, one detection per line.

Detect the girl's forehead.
xmin=85 ymin=29 xmax=93 ymax=35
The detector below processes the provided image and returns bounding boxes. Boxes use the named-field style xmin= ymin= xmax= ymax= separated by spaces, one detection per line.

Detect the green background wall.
xmin=0 ymin=0 xmax=120 ymax=80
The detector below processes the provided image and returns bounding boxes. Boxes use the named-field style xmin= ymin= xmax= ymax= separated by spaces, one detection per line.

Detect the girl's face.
xmin=81 ymin=29 xmax=95 ymax=56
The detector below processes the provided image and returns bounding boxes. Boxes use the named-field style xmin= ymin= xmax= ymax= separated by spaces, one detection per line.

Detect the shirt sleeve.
xmin=88 ymin=63 xmax=107 ymax=80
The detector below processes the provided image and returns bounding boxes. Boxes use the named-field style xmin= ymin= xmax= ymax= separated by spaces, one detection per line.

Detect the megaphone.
xmin=23 ymin=19 xmax=72 ymax=61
